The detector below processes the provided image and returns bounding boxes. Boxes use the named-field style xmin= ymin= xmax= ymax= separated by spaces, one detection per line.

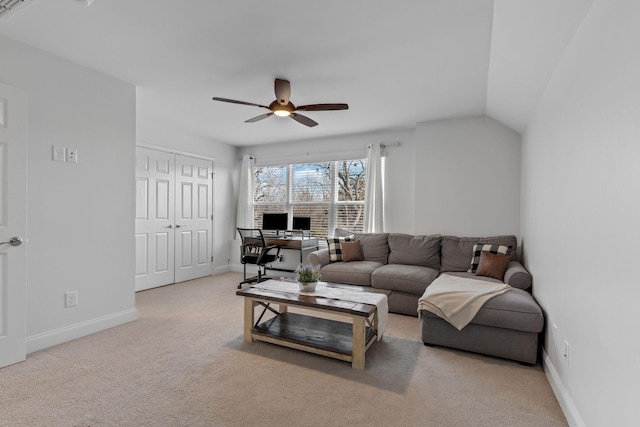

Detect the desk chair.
xmin=237 ymin=228 xmax=280 ymax=289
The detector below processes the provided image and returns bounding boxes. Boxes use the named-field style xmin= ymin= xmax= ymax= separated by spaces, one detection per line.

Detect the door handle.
xmin=0 ymin=237 xmax=24 ymax=247
xmin=167 ymin=224 xmax=174 ymax=228
xmin=175 ymin=224 xmax=182 ymax=228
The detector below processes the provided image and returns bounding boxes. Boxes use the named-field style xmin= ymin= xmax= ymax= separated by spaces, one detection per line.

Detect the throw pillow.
xmin=326 ymin=236 xmax=353 ymax=262
xmin=334 ymin=227 xmax=355 ymax=238
xmin=468 ymin=243 xmax=512 ymax=273
xmin=475 ymin=251 xmax=511 ymax=281
xmin=341 ymin=241 xmax=363 ymax=262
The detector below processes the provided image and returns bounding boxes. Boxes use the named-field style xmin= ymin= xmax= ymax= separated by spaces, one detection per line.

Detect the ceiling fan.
xmin=212 ymin=78 xmax=348 ymax=127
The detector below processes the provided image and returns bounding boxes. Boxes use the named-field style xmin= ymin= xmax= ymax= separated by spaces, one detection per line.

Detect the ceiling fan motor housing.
xmin=269 ymin=100 xmax=294 ymax=116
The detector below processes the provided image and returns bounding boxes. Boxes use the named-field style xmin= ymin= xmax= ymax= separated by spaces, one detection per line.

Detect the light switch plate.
xmin=52 ymin=145 xmax=66 ymax=162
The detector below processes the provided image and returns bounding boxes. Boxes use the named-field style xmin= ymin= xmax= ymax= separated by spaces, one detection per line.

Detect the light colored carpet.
xmin=0 ymin=272 xmax=567 ymax=426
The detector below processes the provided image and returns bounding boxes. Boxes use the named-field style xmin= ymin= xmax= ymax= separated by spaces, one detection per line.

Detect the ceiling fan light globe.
xmin=274 ymin=110 xmax=291 ymax=117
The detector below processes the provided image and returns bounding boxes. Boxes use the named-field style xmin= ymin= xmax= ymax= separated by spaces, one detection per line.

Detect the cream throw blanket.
xmin=252 ymin=280 xmax=388 ymax=340
xmin=418 ymin=274 xmax=510 ymax=331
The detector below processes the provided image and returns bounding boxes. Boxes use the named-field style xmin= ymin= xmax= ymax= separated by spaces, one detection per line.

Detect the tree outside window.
xmin=253 ymin=159 xmax=366 ymax=236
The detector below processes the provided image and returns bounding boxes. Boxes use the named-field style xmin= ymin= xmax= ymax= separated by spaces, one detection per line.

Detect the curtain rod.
xmin=241 ymin=141 xmax=401 ymax=161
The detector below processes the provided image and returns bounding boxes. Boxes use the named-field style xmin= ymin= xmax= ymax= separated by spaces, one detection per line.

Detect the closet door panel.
xmin=179 ymin=230 xmax=193 ymax=268
xmin=180 ymin=182 xmax=193 ymax=219
xmin=134 ymin=147 xmax=176 ymax=291
xmin=197 ymin=230 xmax=208 ymax=265
xmin=155 ymin=231 xmax=171 ymax=272
xmin=135 ymin=234 xmax=148 ymax=276
xmin=156 ymin=180 xmax=171 ymax=220
xmin=175 ymin=155 xmax=213 ymax=282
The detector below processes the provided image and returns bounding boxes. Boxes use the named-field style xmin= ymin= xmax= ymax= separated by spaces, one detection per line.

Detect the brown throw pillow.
xmin=475 ymin=251 xmax=510 ymax=281
xmin=341 ymin=241 xmax=363 ymax=262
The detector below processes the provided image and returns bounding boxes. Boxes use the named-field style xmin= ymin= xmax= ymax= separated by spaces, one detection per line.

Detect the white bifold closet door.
xmin=135 ymin=147 xmax=213 ymax=291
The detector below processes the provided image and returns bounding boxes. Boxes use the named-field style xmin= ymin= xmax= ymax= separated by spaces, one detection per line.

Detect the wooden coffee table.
xmin=236 ymin=280 xmax=390 ymax=369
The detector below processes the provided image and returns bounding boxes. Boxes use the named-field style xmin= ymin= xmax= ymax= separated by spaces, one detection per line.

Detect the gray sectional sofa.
xmin=307 ymin=231 xmax=544 ymax=364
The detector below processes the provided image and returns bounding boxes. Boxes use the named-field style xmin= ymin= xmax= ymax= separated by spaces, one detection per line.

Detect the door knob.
xmin=1 ymin=237 xmax=24 ymax=247
xmin=175 ymin=224 xmax=182 ymax=228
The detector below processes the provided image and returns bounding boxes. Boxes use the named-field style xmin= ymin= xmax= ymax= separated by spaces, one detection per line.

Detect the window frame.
xmin=253 ymin=159 xmax=367 ymax=236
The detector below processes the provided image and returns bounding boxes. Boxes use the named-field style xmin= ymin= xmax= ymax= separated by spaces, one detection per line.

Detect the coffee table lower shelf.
xmin=251 ymin=312 xmax=377 ymax=366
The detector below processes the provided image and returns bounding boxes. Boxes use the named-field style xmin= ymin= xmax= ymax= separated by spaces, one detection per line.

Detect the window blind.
xmin=253 ymin=160 xmax=366 ymax=236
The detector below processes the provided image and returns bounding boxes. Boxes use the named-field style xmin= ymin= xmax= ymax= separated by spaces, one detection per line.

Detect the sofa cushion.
xmin=420 ymin=284 xmax=543 ymax=333
xmin=469 ymin=243 xmax=512 ymax=272
xmin=353 ymin=233 xmax=390 ymax=264
xmin=326 ymin=236 xmax=353 ymax=262
xmin=334 ymin=227 xmax=354 ymax=238
xmin=371 ymin=264 xmax=439 ymax=295
xmin=442 ymin=271 xmax=503 ymax=284
xmin=441 ymin=235 xmax=518 ymax=273
xmin=319 ymin=261 xmax=382 ymax=286
xmin=388 ymin=233 xmax=441 ymax=269
xmin=504 ymin=261 xmax=533 ymax=290
xmin=341 ymin=241 xmax=363 ymax=262
xmin=475 ymin=251 xmax=511 ymax=281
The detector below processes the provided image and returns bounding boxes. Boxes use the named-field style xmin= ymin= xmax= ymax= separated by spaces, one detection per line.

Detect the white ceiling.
xmin=0 ymin=0 xmax=594 ymax=146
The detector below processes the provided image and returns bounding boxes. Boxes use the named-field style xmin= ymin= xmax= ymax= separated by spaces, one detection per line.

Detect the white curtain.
xmin=236 ymin=154 xmax=255 ymax=230
xmin=364 ymin=142 xmax=384 ymax=233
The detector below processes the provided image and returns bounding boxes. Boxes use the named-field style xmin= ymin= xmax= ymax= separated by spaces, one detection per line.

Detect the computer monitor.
xmin=262 ymin=212 xmax=288 ymax=232
xmin=292 ymin=216 xmax=311 ymax=231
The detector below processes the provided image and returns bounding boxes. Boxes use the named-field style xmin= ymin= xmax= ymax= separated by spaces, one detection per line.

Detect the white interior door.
xmin=174 ymin=155 xmax=213 ymax=283
xmin=135 ymin=148 xmax=213 ymax=291
xmin=0 ymin=82 xmax=27 ymax=368
xmin=135 ymin=147 xmax=176 ymax=291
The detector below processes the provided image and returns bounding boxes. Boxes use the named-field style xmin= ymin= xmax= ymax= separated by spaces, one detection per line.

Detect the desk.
xmin=264 ymin=237 xmax=319 ymax=272
xmin=265 ymin=237 xmax=319 ymax=250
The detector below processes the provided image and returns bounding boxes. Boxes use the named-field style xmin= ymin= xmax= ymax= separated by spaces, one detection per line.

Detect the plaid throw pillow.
xmin=468 ymin=243 xmax=512 ymax=273
xmin=326 ymin=236 xmax=354 ymax=262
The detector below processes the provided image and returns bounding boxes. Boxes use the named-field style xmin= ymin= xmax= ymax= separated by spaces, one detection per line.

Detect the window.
xmin=253 ymin=159 xmax=367 ymax=236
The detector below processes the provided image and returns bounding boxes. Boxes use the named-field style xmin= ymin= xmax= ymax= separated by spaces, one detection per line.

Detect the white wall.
xmin=414 ymin=116 xmax=521 ymax=237
xmin=0 ymin=35 xmax=137 ymax=351
xmin=521 ymin=1 xmax=640 ymax=425
xmin=240 ymin=118 xmax=521 ymax=240
xmin=136 ymin=117 xmax=238 ymax=274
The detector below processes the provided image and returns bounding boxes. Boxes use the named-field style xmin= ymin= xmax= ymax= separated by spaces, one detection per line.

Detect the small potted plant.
xmin=295 ymin=263 xmax=321 ymax=292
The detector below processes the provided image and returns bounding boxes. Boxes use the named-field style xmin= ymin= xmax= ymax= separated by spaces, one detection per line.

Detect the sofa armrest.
xmin=308 ymin=248 xmax=330 ymax=267
xmin=504 ymin=261 xmax=532 ymax=290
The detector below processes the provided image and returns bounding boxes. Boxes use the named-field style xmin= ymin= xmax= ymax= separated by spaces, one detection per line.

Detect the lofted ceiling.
xmin=0 ymin=0 xmax=594 ymax=146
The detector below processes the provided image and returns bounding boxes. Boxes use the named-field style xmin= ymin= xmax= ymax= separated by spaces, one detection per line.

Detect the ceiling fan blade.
xmin=295 ymin=103 xmax=349 ymax=111
xmin=212 ymin=97 xmax=269 ymax=109
xmin=274 ymin=79 xmax=291 ymax=106
xmin=245 ymin=112 xmax=273 ymax=123
xmin=290 ymin=113 xmax=318 ymax=127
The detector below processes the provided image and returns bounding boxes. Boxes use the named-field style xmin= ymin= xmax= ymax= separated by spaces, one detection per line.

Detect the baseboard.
xmin=542 ymin=347 xmax=586 ymax=427
xmin=230 ymin=264 xmax=255 ymax=273
xmin=212 ymin=265 xmax=232 ymax=275
xmin=26 ymin=308 xmax=138 ymax=354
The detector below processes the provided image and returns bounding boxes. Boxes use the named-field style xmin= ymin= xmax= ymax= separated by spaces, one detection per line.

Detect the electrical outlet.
xmin=552 ymin=324 xmax=558 ymax=347
xmin=563 ymin=340 xmax=570 ymax=365
xmin=52 ymin=145 xmax=66 ymax=162
xmin=65 ymin=291 xmax=78 ymax=308
xmin=66 ymin=148 xmax=78 ymax=163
